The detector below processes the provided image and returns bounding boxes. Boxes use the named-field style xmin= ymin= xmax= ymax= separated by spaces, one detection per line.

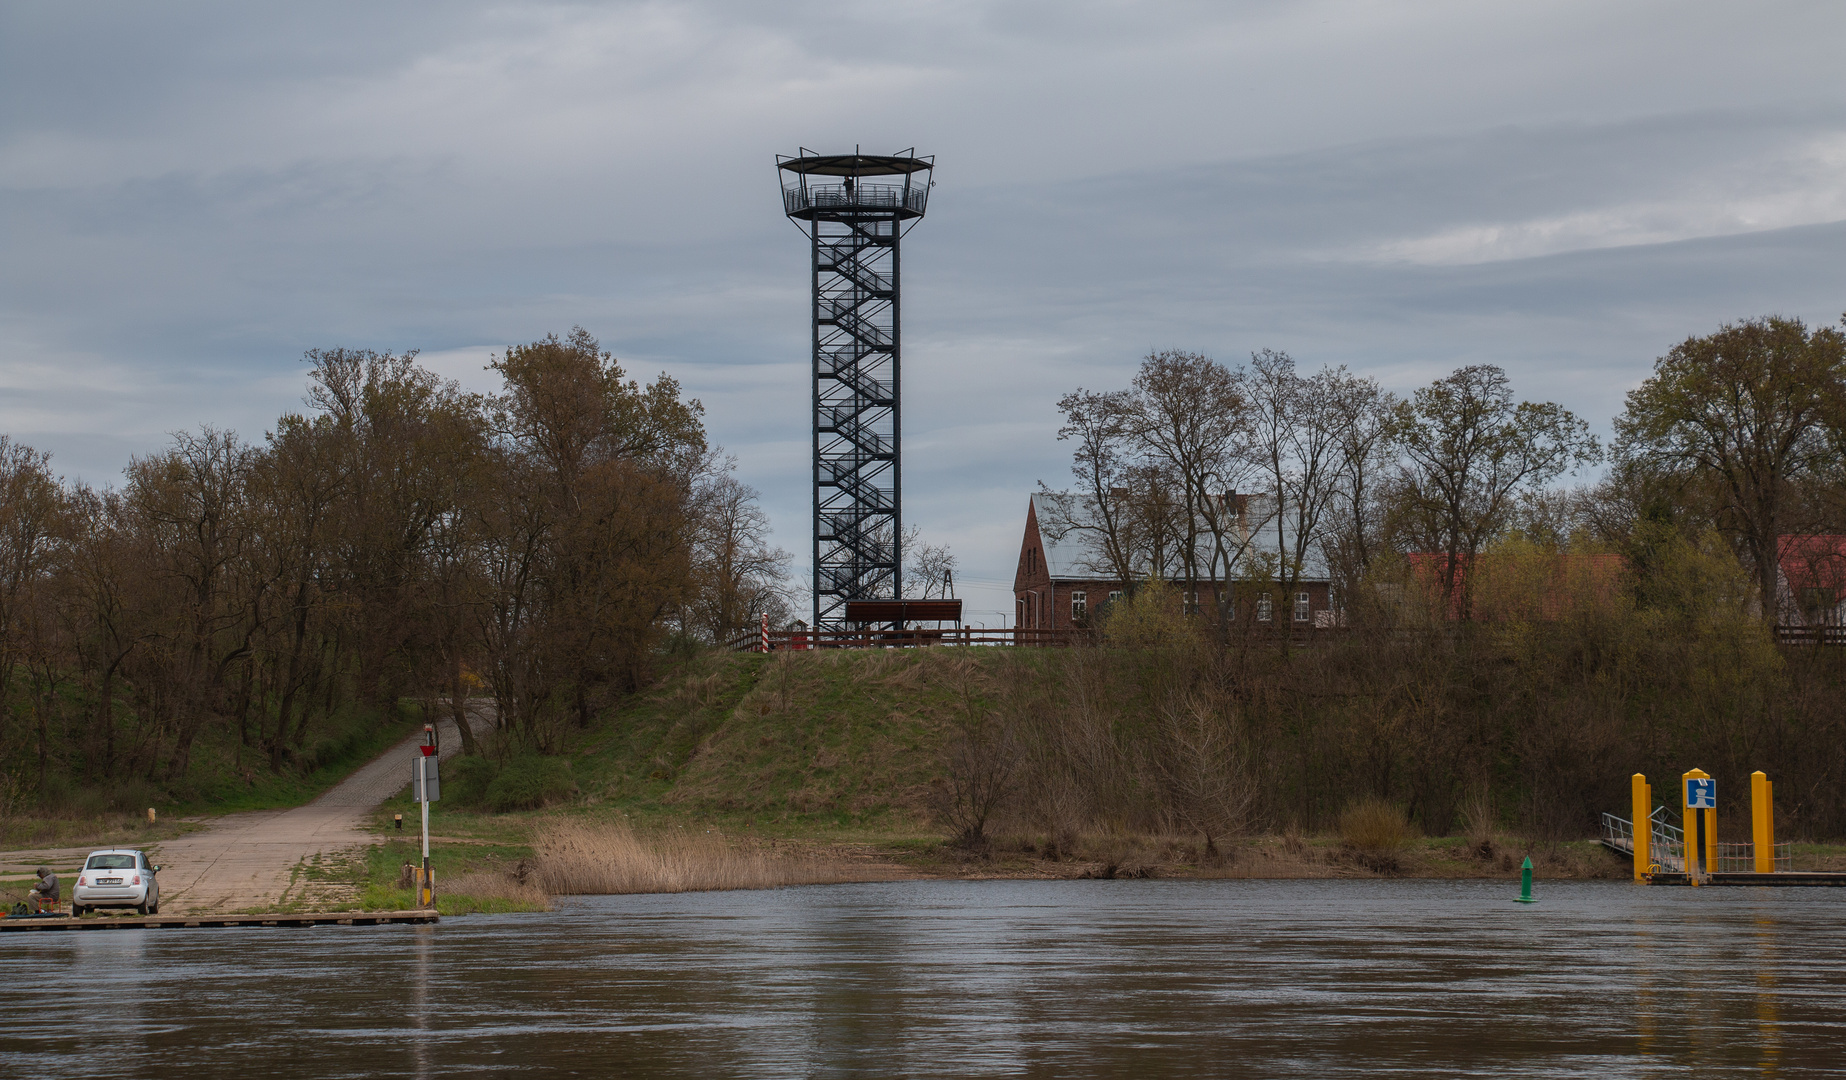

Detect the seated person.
xmin=29 ymin=866 xmax=58 ymax=912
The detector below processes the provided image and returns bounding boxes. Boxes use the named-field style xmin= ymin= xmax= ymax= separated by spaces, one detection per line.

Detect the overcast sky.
xmin=5 ymin=1 xmax=1845 ymax=624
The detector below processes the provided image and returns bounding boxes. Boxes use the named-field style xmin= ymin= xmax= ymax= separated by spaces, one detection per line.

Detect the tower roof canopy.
xmin=778 ymin=152 xmax=932 ymax=177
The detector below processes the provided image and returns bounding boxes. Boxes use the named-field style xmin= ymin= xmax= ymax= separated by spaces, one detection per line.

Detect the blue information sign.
xmin=1685 ymin=777 xmax=1716 ymax=809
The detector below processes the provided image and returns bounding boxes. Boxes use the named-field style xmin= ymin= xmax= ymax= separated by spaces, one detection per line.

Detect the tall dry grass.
xmin=1338 ymin=798 xmax=1414 ymax=853
xmin=441 ymin=872 xmax=551 ymax=910
xmin=533 ymin=819 xmax=889 ymax=895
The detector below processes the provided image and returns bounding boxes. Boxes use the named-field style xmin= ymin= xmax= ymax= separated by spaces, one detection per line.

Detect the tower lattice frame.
xmin=777 ymin=149 xmax=933 ymax=630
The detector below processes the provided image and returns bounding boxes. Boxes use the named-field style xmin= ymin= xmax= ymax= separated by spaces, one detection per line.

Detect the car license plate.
xmin=98 ymin=878 xmax=122 ymax=885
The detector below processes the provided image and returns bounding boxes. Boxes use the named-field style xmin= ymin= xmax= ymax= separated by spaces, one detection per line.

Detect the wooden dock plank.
xmin=1645 ymin=871 xmax=1846 ymax=887
xmin=1 ymin=910 xmax=438 ymax=932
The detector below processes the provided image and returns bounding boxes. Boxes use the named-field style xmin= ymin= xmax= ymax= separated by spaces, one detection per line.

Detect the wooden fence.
xmin=729 ymin=623 xmax=1846 ymax=652
xmin=722 ymin=625 xmax=1347 ymax=652
xmin=724 ymin=627 xmax=1082 ymax=652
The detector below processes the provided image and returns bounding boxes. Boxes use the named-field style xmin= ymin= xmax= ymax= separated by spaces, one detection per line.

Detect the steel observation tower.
xmin=777 ymin=148 xmax=934 ymax=631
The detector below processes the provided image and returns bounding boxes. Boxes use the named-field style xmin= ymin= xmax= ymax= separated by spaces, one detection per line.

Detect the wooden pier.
xmin=1 ymin=910 xmax=437 ymax=932
xmin=1644 ymin=871 xmax=1846 ymax=887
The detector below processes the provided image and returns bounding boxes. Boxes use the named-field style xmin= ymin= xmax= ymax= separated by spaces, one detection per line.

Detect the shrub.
xmin=482 ymin=755 xmax=576 ymax=812
xmin=446 ymin=755 xmax=499 ymax=808
xmin=1339 ymin=797 xmax=1413 ymax=852
xmin=106 ymin=778 xmax=163 ymax=816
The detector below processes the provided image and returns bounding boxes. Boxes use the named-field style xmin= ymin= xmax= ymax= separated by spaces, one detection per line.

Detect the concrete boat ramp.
xmin=3 ymin=705 xmax=494 ymax=927
xmin=2 ymin=910 xmax=437 ymax=932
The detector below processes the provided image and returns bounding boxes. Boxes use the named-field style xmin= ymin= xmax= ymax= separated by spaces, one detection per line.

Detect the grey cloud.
xmin=4 ymin=1 xmax=1846 ymax=619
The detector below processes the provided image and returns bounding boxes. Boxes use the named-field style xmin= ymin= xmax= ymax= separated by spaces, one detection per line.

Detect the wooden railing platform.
xmin=1643 ymin=871 xmax=1846 ymax=887
xmin=724 ymin=625 xmax=1353 ymax=652
xmin=728 ymin=627 xmax=1081 ymax=652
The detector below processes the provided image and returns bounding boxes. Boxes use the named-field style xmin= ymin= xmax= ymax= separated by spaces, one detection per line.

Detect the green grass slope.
xmin=570 ymin=648 xmax=1000 ymax=831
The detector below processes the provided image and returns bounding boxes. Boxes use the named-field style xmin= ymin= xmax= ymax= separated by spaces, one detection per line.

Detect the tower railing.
xmin=783 ymin=184 xmax=929 ymax=216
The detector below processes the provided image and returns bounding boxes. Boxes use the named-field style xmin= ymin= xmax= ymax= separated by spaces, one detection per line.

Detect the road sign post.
xmin=1682 ymin=769 xmax=1715 ymax=883
xmin=413 ymin=728 xmax=439 ymax=909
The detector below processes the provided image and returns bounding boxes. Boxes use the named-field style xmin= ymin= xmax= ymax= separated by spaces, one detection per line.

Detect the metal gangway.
xmin=1601 ymin=808 xmax=1792 ymax=874
xmin=1601 ymin=807 xmax=1687 ymax=872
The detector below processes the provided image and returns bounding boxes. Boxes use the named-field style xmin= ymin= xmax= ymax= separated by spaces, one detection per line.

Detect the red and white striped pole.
xmin=761 ymin=612 xmax=770 ymax=653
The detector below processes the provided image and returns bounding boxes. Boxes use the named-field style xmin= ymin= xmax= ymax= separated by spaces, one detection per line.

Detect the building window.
xmin=1071 ymin=591 xmax=1087 ymax=620
xmin=1294 ymin=591 xmax=1311 ymax=622
xmin=1108 ymin=590 xmax=1123 ymax=604
xmin=1256 ymin=594 xmax=1273 ymax=622
xmin=1184 ymin=590 xmax=1199 ymax=615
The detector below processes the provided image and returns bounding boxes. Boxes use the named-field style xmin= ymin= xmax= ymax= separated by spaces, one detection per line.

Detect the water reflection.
xmin=1753 ymin=914 xmax=1782 ymax=1077
xmin=411 ymin=924 xmax=432 ymax=1079
xmin=5 ymin=879 xmax=1845 ymax=1076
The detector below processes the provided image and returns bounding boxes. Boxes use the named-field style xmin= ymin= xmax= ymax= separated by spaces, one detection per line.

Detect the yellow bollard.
xmin=1631 ymin=773 xmax=1650 ymax=881
xmin=1752 ymin=771 xmax=1772 ymax=873
xmin=1704 ymin=805 xmax=1718 ymax=877
xmin=1645 ymin=780 xmax=1654 ymax=870
xmin=1757 ymin=775 xmax=1772 ymax=867
xmin=1682 ymin=768 xmax=1712 ymax=884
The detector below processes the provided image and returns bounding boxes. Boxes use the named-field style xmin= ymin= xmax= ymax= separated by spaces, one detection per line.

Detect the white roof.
xmin=1030 ymin=492 xmax=1328 ymax=583
xmin=1031 ymin=493 xmax=1093 ymax=580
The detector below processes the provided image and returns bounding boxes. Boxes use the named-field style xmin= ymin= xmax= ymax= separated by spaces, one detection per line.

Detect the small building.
xmin=1777 ymin=535 xmax=1846 ymax=626
xmin=1011 ymin=494 xmax=1334 ymax=630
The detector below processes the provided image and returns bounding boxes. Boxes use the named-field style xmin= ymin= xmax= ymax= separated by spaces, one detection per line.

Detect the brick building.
xmin=1011 ymin=494 xmax=1334 ymax=630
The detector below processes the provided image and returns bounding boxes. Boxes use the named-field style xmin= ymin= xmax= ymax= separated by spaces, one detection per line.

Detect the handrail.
xmin=784 ymin=184 xmax=928 ymax=216
xmin=1600 ymin=811 xmax=1791 ymax=874
xmin=1601 ymin=811 xmax=1687 ymax=872
xmin=1776 ymin=625 xmax=1846 ymax=645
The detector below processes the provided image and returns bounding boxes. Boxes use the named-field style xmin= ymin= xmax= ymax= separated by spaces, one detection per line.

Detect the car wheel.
xmin=72 ymin=905 xmax=85 ymax=916
xmin=137 ymin=902 xmax=149 ymax=916
xmin=149 ymin=900 xmax=159 ymax=915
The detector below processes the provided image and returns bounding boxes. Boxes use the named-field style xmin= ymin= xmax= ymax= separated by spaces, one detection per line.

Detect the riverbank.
xmin=344 ymin=789 xmax=1846 ymax=911
xmin=14 ymin=644 xmax=1846 ymax=918
xmin=341 ymin=803 xmax=1628 ymax=910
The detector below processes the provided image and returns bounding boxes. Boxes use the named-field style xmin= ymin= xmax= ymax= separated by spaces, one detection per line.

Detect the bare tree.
xmin=1245 ymin=351 xmax=1368 ymax=631
xmin=905 ymin=536 xmax=957 ymax=601
xmin=1121 ymin=351 xmax=1259 ymax=626
xmin=1157 ymin=694 xmax=1253 ymax=855
xmin=687 ymin=466 xmax=792 ymax=640
xmin=1321 ymin=376 xmax=1398 ymax=605
xmin=1389 ymin=366 xmax=1599 ymax=618
xmin=1047 ymin=388 xmax=1141 ymax=587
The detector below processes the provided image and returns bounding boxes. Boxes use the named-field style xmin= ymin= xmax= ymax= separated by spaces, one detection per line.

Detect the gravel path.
xmin=0 ymin=704 xmax=496 ymax=915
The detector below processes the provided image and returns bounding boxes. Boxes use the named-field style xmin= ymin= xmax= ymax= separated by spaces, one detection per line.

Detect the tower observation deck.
xmin=777 ymin=149 xmax=934 ymax=630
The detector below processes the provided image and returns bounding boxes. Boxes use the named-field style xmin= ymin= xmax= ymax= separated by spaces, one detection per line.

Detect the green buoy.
xmin=1516 ymin=855 xmax=1537 ymax=904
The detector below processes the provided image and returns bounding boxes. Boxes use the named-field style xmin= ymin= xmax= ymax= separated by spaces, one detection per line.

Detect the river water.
xmin=4 ymin=878 xmax=1842 ymax=1076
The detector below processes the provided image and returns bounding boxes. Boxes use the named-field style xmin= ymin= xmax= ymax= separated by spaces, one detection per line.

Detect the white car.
xmin=72 ymin=849 xmax=160 ymax=915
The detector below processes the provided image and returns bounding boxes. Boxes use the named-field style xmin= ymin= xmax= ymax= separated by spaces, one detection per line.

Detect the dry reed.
xmin=1338 ymin=798 xmax=1414 ymax=852
xmin=533 ymin=819 xmax=886 ymax=895
xmin=441 ymin=871 xmax=552 ymax=910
